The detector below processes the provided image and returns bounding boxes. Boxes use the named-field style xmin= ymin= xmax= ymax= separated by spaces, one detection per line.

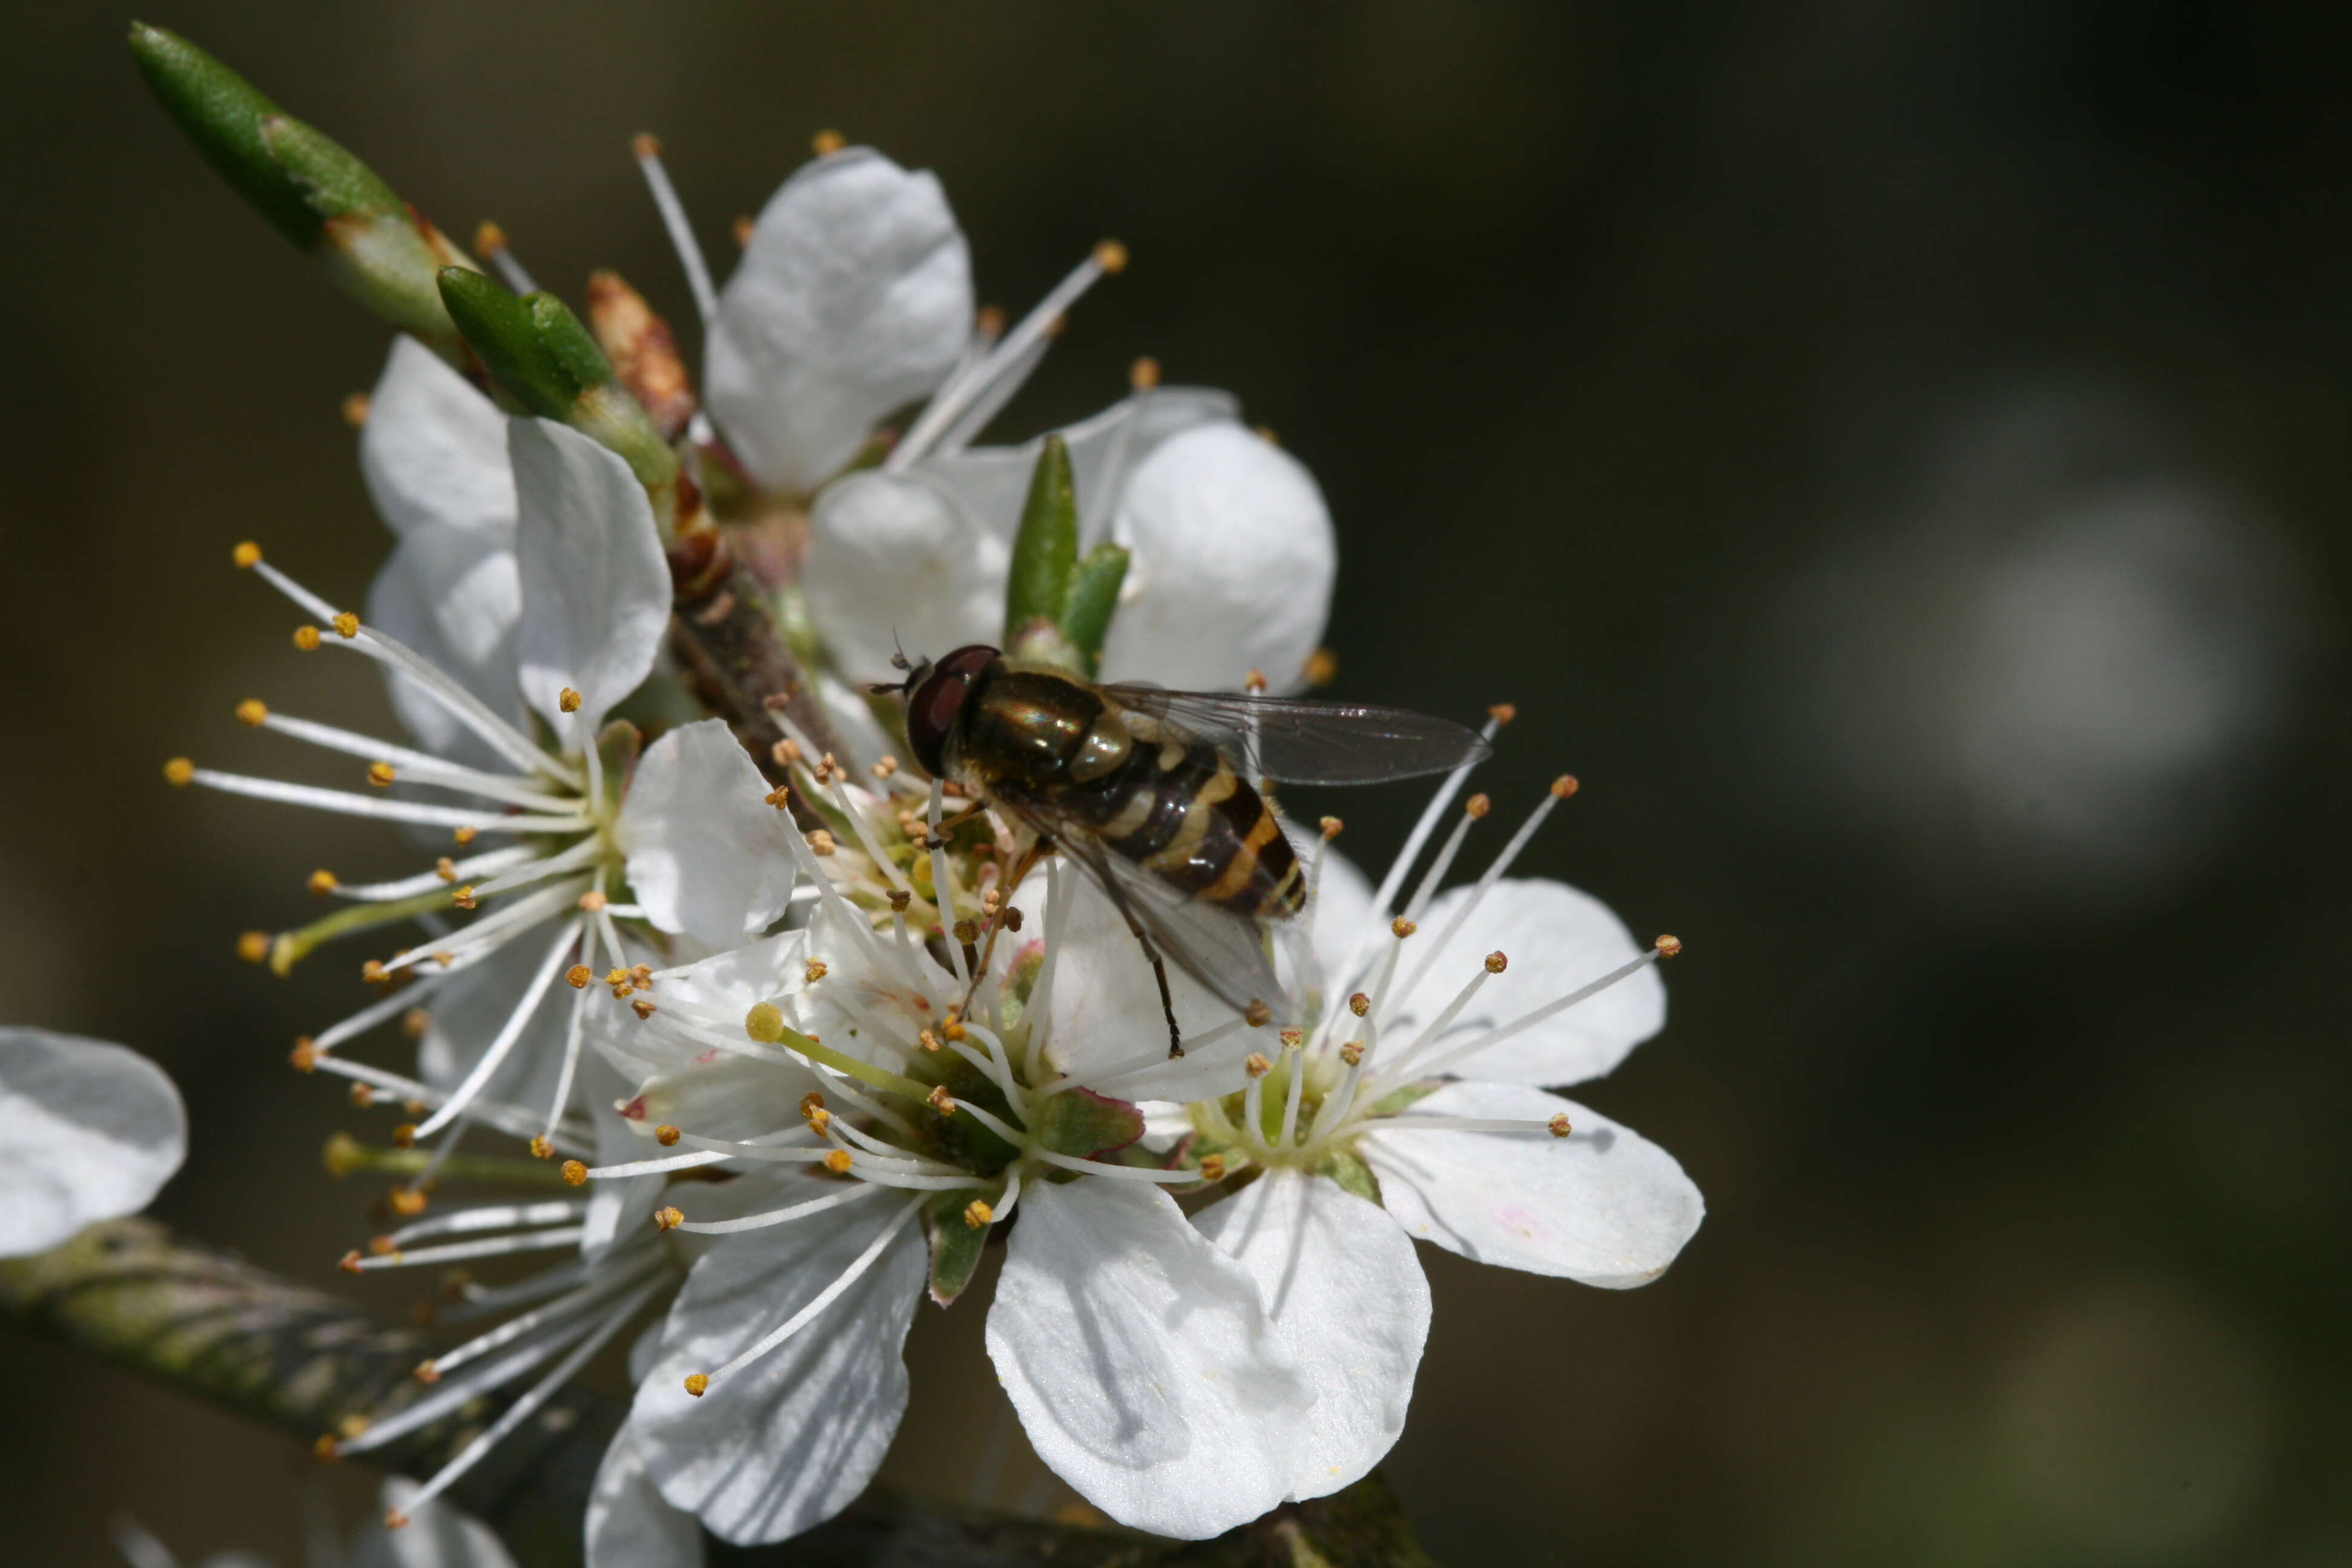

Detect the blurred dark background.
xmin=3 ymin=2 xmax=2345 ymax=1563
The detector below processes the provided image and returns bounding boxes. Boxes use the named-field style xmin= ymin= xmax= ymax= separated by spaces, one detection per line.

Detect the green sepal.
xmin=1034 ymin=1086 xmax=1145 ymax=1160
xmin=129 ymin=25 xmax=472 ymax=350
xmin=1057 ymin=542 xmax=1130 ymax=678
xmin=922 ymin=1191 xmax=993 ymax=1307
xmin=1316 ymin=1149 xmax=1384 ymax=1204
xmin=1003 ymin=435 xmax=1078 ymax=650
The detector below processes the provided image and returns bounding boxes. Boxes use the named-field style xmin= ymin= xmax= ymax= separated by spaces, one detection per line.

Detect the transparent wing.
xmin=1099 ymin=685 xmax=1490 ymax=786
xmin=989 ymin=785 xmax=1289 ymax=1020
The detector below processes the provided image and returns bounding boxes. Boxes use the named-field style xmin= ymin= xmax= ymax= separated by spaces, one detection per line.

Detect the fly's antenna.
xmin=889 ymin=630 xmax=910 ymax=672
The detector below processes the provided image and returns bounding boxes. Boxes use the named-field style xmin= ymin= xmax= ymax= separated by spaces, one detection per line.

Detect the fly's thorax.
xmin=948 ymin=664 xmax=1108 ymax=788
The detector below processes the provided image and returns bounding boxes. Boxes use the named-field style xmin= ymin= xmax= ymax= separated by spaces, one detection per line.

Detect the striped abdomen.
xmin=1072 ymin=731 xmax=1304 ymax=920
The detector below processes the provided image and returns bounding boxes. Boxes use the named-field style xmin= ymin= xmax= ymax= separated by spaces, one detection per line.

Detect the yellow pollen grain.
xmin=565 ymin=964 xmax=592 ymax=990
xmin=341 ymin=391 xmax=371 ymax=429
xmin=163 ymin=757 xmax=195 ymax=786
xmin=293 ymin=625 xmax=322 ymax=651
xmin=1548 ymin=1113 xmax=1573 ymax=1138
xmin=332 ymin=612 xmax=360 ymax=639
xmin=558 ymin=687 xmax=581 ymax=713
xmin=577 ymin=890 xmax=608 ymax=912
xmin=1348 ymin=991 xmax=1371 ymax=1018
xmin=1391 ymin=918 xmax=1418 ymax=939
xmin=655 ymin=1124 xmax=681 ymax=1147
xmin=684 ymin=1373 xmax=710 ymax=1397
xmin=1466 ymin=792 xmax=1491 ymax=818
xmin=232 ymin=541 xmax=263 ymax=569
xmin=1655 ymin=934 xmax=1684 ymax=958
xmin=367 ymin=761 xmax=396 ymax=788
xmin=1552 ymin=774 xmax=1579 ymax=799
xmin=1197 ymin=1154 xmax=1227 ymax=1181
xmin=805 ymin=960 xmax=829 ymax=983
xmin=745 ymin=1002 xmax=786 ymax=1043
xmin=307 ymin=869 xmax=339 ymax=896
xmin=654 ymin=1206 xmax=684 ymax=1232
xmin=235 ymin=699 xmax=269 ymax=727
xmin=962 ymin=1198 xmax=993 ymax=1230
xmin=823 ymin=1149 xmax=854 ymax=1174
xmin=561 ymin=1160 xmax=588 ymax=1186
xmin=812 ymin=128 xmax=846 ymax=155
xmin=1094 ymin=238 xmax=1129 ymax=273
xmin=528 ymin=1136 xmax=552 ymax=1160
xmin=237 ymin=930 xmax=271 ymax=964
xmin=1244 ymin=1053 xmax=1273 ymax=1080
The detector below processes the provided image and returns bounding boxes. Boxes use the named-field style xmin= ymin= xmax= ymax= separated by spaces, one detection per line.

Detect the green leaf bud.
xmin=1002 ymin=434 xmax=1079 ymax=652
xmin=1057 ymin=542 xmax=1131 ymax=679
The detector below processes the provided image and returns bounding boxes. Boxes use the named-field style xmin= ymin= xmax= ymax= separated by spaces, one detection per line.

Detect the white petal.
xmin=622 ymin=1051 xmax=820 ymax=1148
xmin=0 ymin=1029 xmax=186 ymax=1257
xmin=707 ymin=148 xmax=972 ymax=494
xmin=361 ymin=336 xmax=517 ymax=541
xmin=365 ymin=528 xmax=526 ymax=768
xmin=582 ymin=1057 xmax=668 ymax=1253
xmin=633 ymin=1176 xmax=926 ymax=1544
xmin=618 ymin=719 xmax=799 ymax=945
xmin=351 ymin=1478 xmax=519 ymax=1568
xmin=802 ymin=465 xmax=1011 ymax=681
xmin=1193 ymin=1169 xmax=1428 ymax=1501
xmin=586 ymin=1426 xmax=707 ymax=1568
xmin=417 ymin=933 xmax=575 ymax=1111
xmin=509 ymin=418 xmax=671 ymax=734
xmin=1100 ymin=421 xmax=1334 ymax=694
xmin=986 ymin=1178 xmax=1313 ymax=1538
xmin=1362 ymin=1081 xmax=1702 ymax=1287
xmin=1389 ymin=880 xmax=1665 ymax=1086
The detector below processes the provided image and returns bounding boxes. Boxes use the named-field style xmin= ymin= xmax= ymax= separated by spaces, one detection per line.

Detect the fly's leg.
xmin=1108 ymin=900 xmax=1184 ymax=1057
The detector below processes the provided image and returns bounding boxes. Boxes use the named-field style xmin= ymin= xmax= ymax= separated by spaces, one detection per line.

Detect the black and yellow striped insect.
xmin=884 ymin=644 xmax=1489 ymax=1053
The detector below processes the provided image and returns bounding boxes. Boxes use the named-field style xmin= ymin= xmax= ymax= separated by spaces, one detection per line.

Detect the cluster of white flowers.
xmin=91 ymin=130 xmax=1706 ymax=1562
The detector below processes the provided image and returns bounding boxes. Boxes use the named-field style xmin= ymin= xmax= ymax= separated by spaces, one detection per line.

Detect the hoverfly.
xmin=879 ymin=645 xmax=1491 ymax=1053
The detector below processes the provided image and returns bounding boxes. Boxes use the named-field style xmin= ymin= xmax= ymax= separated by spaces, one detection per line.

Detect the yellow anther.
xmin=1244 ymin=668 xmax=1269 ymax=694
xmin=1552 ymin=774 xmax=1579 ymax=799
xmin=293 ymin=625 xmax=322 ymax=651
xmin=472 ymin=219 xmax=508 ymax=256
xmin=632 ymin=131 xmax=662 ymax=159
xmin=1339 ymin=1040 xmax=1363 ymax=1067
xmin=561 ymin=1160 xmax=588 ymax=1186
xmin=341 ymin=391 xmax=371 ymax=429
xmin=1319 ymin=817 xmax=1344 ymax=841
xmin=812 ymin=128 xmax=846 ymax=155
xmin=952 ymin=918 xmax=979 ymax=944
xmin=307 ymin=869 xmax=339 ymax=896
xmin=1244 ymin=999 xmax=1273 ymax=1028
xmin=630 ymin=965 xmax=654 ymax=988
xmin=1129 ymin=354 xmax=1161 ymax=391
xmin=234 ymin=699 xmax=268 ymax=727
xmin=390 ymin=1124 xmax=417 ymax=1149
xmin=1348 ymin=991 xmax=1371 ymax=1018
xmin=337 ymin=1250 xmax=364 ymax=1275
xmin=388 ymin=1187 xmax=426 ymax=1218
xmin=1304 ymin=647 xmax=1338 ymax=687
xmin=237 ymin=930 xmax=271 ymax=964
xmin=1244 ymin=1053 xmax=1273 ymax=1080
xmin=823 ymin=1149 xmax=854 ymax=1174
xmin=565 ymin=964 xmax=592 ymax=989
xmin=1489 ymin=703 xmax=1518 ymax=726
xmin=452 ymin=825 xmax=478 ymax=846
xmin=927 ymin=1085 xmax=955 ymax=1116
xmin=763 ymin=785 xmax=791 ymax=810
xmin=332 ymin=612 xmax=360 ymax=639
xmin=732 ymin=215 xmax=754 ymax=247
xmin=413 ymin=1359 xmax=440 ymax=1384
xmin=870 ymin=754 xmax=900 ymax=779
xmin=745 ymin=1002 xmax=786 ymax=1043
xmin=1391 ymin=918 xmax=1418 ymax=939
xmin=360 ymin=959 xmax=387 ymax=984
xmin=605 ymin=969 xmax=628 ymax=987
xmin=1002 ymin=905 xmax=1026 ymax=932
xmin=1256 ymin=423 xmax=1279 ymax=445
xmin=288 ymin=1039 xmax=317 ymax=1072
xmin=232 ymin=540 xmax=263 ymax=568
xmin=917 ymin=1028 xmax=941 ymax=1051
xmin=654 ymin=1206 xmax=684 ymax=1232
xmin=367 ymin=761 xmax=396 ymax=788
xmin=451 ymin=886 xmax=477 ymax=910
xmin=1485 ymin=950 xmax=1509 ymax=973
xmin=368 ymin=1233 xmax=396 ymax=1256
xmin=1094 ymin=238 xmax=1129 ymax=273
xmin=1278 ymin=1027 xmax=1303 ymax=1049
xmin=384 ymin=1510 xmax=410 ymax=1532
xmin=887 ymin=889 xmax=912 ymax=912
xmin=558 ymin=687 xmax=582 ymax=713
xmin=578 ymin=890 xmax=608 ymax=912
xmin=401 ymin=1008 xmax=430 ymax=1039
xmin=683 ymin=1373 xmax=710 ymax=1397
xmin=313 ymin=1434 xmax=341 ymax=1460
xmin=348 ymin=1083 xmax=374 ymax=1108
xmin=632 ymin=999 xmax=658 ymax=1020
xmin=1655 ymin=934 xmax=1683 ymax=958
xmin=655 ymin=1123 xmax=681 ymax=1147
xmin=528 ymin=1136 xmax=553 ymax=1160
xmin=163 ymin=757 xmax=194 ymax=786
xmin=1198 ymin=1154 xmax=1227 ymax=1182
xmin=773 ymin=737 xmax=803 ymax=766
xmin=1466 ymin=792 xmax=1491 ymax=818
xmin=962 ymin=1198 xmax=993 ymax=1230
xmin=806 ymin=829 xmax=837 ymax=856
xmin=804 ymin=1105 xmax=832 ymax=1135
xmin=805 ymin=960 xmax=829 ymax=983
xmin=1548 ymin=1112 xmax=1573 ymax=1138
xmin=942 ymin=1020 xmax=967 ymax=1042
xmin=433 ymin=950 xmax=455 ymax=968
xmin=799 ymin=1090 xmax=826 ymax=1115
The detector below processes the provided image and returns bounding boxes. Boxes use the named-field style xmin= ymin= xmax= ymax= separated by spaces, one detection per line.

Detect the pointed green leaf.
xmin=1002 ymin=434 xmax=1077 ymax=650
xmin=1057 ymin=542 xmax=1130 ymax=678
xmin=1033 ymin=1086 xmax=1145 ymax=1159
